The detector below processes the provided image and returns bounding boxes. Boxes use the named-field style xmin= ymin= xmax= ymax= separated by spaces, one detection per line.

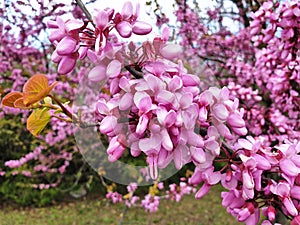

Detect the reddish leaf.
xmin=14 ymin=97 xmax=30 ymax=109
xmin=23 ymin=74 xmax=58 ymax=106
xmin=1 ymin=92 xmax=23 ymax=108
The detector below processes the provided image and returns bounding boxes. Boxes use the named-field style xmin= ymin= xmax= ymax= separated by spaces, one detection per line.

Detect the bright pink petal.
xmin=195 ymin=183 xmax=211 ymax=199
xmin=58 ymin=55 xmax=76 ymax=74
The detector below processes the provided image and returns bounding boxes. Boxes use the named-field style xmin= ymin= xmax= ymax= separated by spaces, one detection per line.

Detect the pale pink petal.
xmin=283 ymin=197 xmax=298 ymax=216
xmin=119 ymin=76 xmax=131 ymax=92
xmin=238 ymin=138 xmax=253 ymax=150
xmin=136 ymin=114 xmax=149 ymax=135
xmin=134 ymin=92 xmax=152 ymax=113
xmin=139 ymin=134 xmax=161 ymax=153
xmin=47 ymin=20 xmax=58 ymax=29
xmin=49 ymin=29 xmax=66 ymax=42
xmin=132 ymin=21 xmax=152 ymax=35
xmin=179 ymin=92 xmax=193 ymax=109
xmin=243 ymin=170 xmax=254 ymax=189
xmin=253 ymin=154 xmax=271 ymax=170
xmin=173 ymin=143 xmax=190 ymax=170
xmin=280 ymin=158 xmax=298 ymax=177
xmin=106 ymin=60 xmax=121 ymax=78
xmin=147 ymin=153 xmax=158 ymax=180
xmin=159 ymin=44 xmax=182 ymax=59
xmin=181 ymin=74 xmax=200 ymax=86
xmin=164 ymin=110 xmax=177 ymax=127
xmin=156 ymin=90 xmax=175 ymax=104
xmin=116 ymin=21 xmax=132 ymax=38
xmin=145 ymin=74 xmax=166 ymax=92
xmin=161 ymin=128 xmax=173 ymax=151
xmin=65 ymin=19 xmax=84 ymax=32
xmin=96 ymin=99 xmax=110 ymax=115
xmin=119 ymin=92 xmax=133 ymax=110
xmin=88 ymin=64 xmax=107 ymax=82
xmin=51 ymin=50 xmax=62 ymax=63
xmin=95 ymin=10 xmax=109 ymax=30
xmin=56 ymin=36 xmax=77 ymax=55
xmin=78 ymin=46 xmax=88 ymax=60
xmin=190 ymin=146 xmax=206 ymax=164
xmin=110 ymin=78 xmax=121 ymax=95
xmin=100 ymin=116 xmax=118 ymax=134
xmin=168 ymin=75 xmax=183 ymax=92
xmin=212 ymin=103 xmax=229 ymax=121
xmin=121 ymin=1 xmax=133 ymax=19
xmin=157 ymin=148 xmax=173 ymax=168
xmin=227 ymin=113 xmax=246 ymax=128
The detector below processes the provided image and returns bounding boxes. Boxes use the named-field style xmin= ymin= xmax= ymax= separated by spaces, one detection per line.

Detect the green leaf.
xmin=26 ymin=108 xmax=51 ymax=136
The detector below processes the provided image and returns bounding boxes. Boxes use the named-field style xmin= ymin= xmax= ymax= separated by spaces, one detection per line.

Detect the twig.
xmin=48 ymin=94 xmax=78 ymax=123
xmin=118 ymin=205 xmax=128 ymax=225
xmin=74 ymin=0 xmax=95 ymax=27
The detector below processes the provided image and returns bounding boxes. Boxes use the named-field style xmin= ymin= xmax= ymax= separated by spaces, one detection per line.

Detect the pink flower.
xmin=107 ymin=136 xmax=126 ymax=162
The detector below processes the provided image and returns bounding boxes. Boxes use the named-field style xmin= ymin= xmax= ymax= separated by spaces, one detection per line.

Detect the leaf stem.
xmin=48 ymin=94 xmax=79 ymax=123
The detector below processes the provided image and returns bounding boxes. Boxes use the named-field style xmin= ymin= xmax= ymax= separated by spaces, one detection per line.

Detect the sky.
xmin=2 ymin=0 xmax=239 ymax=47
xmin=80 ymin=0 xmax=218 ymax=41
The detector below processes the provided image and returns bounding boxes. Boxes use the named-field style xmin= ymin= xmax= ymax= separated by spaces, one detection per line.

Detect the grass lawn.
xmin=0 ymin=185 xmax=240 ymax=225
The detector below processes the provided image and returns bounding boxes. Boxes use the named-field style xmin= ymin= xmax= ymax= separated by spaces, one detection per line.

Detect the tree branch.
xmin=74 ymin=0 xmax=95 ymax=27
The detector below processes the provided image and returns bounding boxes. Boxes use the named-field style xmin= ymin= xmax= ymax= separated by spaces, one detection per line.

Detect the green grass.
xmin=0 ymin=185 xmax=240 ymax=225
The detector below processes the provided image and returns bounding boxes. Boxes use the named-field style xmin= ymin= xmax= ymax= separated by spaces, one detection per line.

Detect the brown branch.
xmin=74 ymin=0 xmax=95 ymax=27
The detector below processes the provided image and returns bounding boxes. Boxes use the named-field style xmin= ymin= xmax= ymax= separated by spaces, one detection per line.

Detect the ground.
xmin=0 ymin=185 xmax=240 ymax=225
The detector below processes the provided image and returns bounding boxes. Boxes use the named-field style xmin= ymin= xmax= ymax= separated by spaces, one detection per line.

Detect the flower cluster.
xmin=105 ymin=179 xmax=196 ymax=213
xmin=47 ymin=1 xmax=152 ymax=74
xmin=95 ymin=52 xmax=247 ymax=180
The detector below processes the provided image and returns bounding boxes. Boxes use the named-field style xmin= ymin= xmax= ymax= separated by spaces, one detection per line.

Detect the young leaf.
xmin=1 ymin=92 xmax=23 ymax=108
xmin=26 ymin=108 xmax=51 ymax=136
xmin=23 ymin=74 xmax=58 ymax=106
xmin=14 ymin=97 xmax=30 ymax=109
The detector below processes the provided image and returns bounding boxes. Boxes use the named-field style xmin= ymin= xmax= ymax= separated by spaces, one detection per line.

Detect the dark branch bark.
xmin=74 ymin=0 xmax=95 ymax=27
